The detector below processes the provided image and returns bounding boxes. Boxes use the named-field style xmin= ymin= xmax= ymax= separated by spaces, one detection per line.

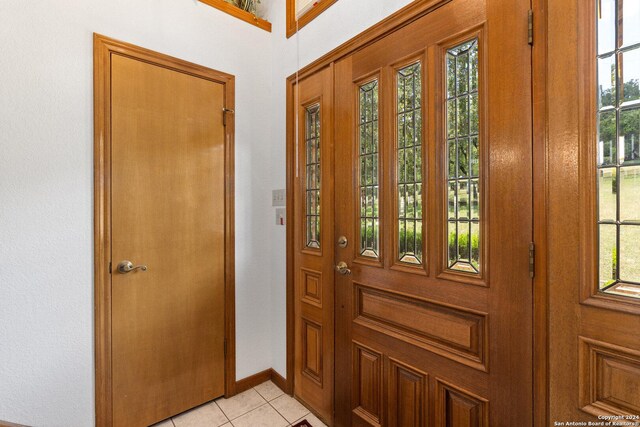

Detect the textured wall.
xmin=0 ymin=0 xmax=420 ymax=425
xmin=0 ymin=1 xmax=273 ymax=425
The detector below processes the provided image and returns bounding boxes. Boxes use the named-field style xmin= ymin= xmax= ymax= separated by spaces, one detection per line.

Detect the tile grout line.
xmin=266 ymin=399 xmax=289 ymax=425
xmin=232 ymin=402 xmax=273 ymax=425
xmin=266 ymin=394 xmax=310 ymax=426
xmin=215 ymin=399 xmax=230 ymax=427
xmin=166 ymin=382 xmax=296 ymax=427
xmin=212 ymin=399 xmax=231 ymax=424
xmin=250 ymin=383 xmax=291 ymax=424
xmin=223 ymin=397 xmax=269 ymax=422
xmin=253 ymin=382 xmax=284 ymax=402
xmin=251 ymin=384 xmax=293 ymax=425
xmin=214 ymin=390 xmax=267 ymax=422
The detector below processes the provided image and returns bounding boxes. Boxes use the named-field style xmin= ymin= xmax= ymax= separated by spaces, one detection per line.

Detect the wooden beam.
xmin=198 ymin=0 xmax=272 ymax=32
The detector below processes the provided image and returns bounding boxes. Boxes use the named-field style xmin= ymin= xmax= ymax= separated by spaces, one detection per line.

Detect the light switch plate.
xmin=272 ymin=189 xmax=286 ymax=207
xmin=275 ymin=208 xmax=286 ymax=225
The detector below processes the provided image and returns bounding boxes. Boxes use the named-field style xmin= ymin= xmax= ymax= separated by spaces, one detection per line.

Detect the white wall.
xmin=0 ymin=0 xmax=421 ymax=425
xmin=0 ymin=1 xmax=273 ymax=425
xmin=264 ymin=0 xmax=415 ymax=378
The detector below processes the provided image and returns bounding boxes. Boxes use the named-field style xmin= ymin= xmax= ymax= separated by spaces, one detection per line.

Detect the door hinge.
xmin=529 ymin=242 xmax=535 ymax=279
xmin=223 ymin=108 xmax=234 ymax=127
xmin=528 ymin=10 xmax=534 ymax=45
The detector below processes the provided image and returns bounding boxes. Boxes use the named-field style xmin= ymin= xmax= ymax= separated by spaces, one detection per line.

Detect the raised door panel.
xmin=579 ymin=337 xmax=640 ymax=416
xmin=353 ymin=343 xmax=383 ymax=427
xmin=302 ymin=319 xmax=323 ymax=385
xmin=354 ymin=283 xmax=487 ymax=369
xmin=301 ymin=268 xmax=323 ymax=308
xmin=436 ymin=380 xmax=488 ymax=427
xmin=387 ymin=359 xmax=428 ymax=427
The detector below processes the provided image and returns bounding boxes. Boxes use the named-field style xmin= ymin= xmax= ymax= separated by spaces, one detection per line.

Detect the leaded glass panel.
xmin=305 ymin=104 xmax=321 ymax=249
xmin=396 ymin=62 xmax=423 ymax=265
xmin=446 ymin=39 xmax=480 ymax=273
xmin=596 ymin=0 xmax=640 ymax=298
xmin=359 ymin=80 xmax=380 ymax=258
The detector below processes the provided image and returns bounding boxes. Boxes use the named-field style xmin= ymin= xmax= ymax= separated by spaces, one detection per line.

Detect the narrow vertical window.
xmin=305 ymin=104 xmax=321 ymax=249
xmin=397 ymin=62 xmax=423 ymax=265
xmin=446 ymin=39 xmax=480 ymax=274
xmin=597 ymin=0 xmax=640 ymax=298
xmin=359 ymin=80 xmax=380 ymax=258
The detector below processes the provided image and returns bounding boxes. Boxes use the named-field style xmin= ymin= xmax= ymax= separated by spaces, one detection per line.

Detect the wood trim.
xmin=532 ymin=0 xmax=549 ymax=426
xmin=94 ymin=33 xmax=112 ymax=427
xmin=286 ymin=0 xmax=450 ymax=82
xmin=286 ymin=0 xmax=338 ymax=38
xmin=93 ymin=34 xmax=236 ymax=426
xmin=0 ymin=421 xmax=28 ymax=427
xmin=285 ymin=74 xmax=296 ymax=397
xmin=198 ymin=0 xmax=272 ymax=32
xmin=233 ymin=368 xmax=290 ymax=395
xmin=234 ymin=369 xmax=273 ymax=394
xmin=577 ymin=0 xmax=599 ymax=310
xmin=224 ymin=71 xmax=238 ymax=399
xmin=271 ymin=368 xmax=288 ymax=392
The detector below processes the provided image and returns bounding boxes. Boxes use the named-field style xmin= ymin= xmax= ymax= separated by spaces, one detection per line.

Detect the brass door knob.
xmin=335 ymin=261 xmax=351 ymax=275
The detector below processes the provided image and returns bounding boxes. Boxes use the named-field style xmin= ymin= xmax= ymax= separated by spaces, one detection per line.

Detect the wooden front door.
xmin=332 ymin=0 xmax=534 ymax=425
xmin=95 ymin=36 xmax=234 ymax=427
xmin=292 ymin=66 xmax=336 ymax=423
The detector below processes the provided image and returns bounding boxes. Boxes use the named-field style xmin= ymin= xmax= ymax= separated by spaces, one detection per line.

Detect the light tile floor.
xmin=151 ymin=381 xmax=327 ymax=427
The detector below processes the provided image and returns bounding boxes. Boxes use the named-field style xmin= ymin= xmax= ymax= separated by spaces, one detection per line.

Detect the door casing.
xmin=93 ymin=34 xmax=237 ymax=427
xmin=286 ymin=0 xmax=550 ymax=425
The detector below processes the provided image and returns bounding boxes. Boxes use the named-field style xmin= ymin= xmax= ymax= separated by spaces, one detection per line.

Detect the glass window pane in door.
xmin=396 ymin=62 xmax=423 ymax=265
xmin=359 ymin=80 xmax=380 ymax=258
xmin=446 ymin=39 xmax=481 ymax=274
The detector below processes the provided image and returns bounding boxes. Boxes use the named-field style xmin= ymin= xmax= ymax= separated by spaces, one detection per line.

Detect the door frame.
xmin=285 ymin=0 xmax=550 ymax=424
xmin=93 ymin=34 xmax=236 ymax=427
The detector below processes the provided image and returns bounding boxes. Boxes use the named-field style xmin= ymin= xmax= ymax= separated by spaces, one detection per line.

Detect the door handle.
xmin=117 ymin=260 xmax=148 ymax=274
xmin=336 ymin=261 xmax=351 ymax=275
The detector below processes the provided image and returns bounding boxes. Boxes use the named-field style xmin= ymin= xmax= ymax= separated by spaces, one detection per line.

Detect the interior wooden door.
xmin=333 ymin=0 xmax=533 ymax=425
xmin=292 ymin=66 xmax=335 ymax=423
xmin=109 ymin=53 xmax=226 ymax=427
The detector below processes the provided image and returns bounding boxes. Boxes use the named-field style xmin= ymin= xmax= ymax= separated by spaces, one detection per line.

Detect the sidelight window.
xmin=359 ymin=80 xmax=380 ymax=258
xmin=597 ymin=0 xmax=640 ymax=298
xmin=305 ymin=104 xmax=321 ymax=249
